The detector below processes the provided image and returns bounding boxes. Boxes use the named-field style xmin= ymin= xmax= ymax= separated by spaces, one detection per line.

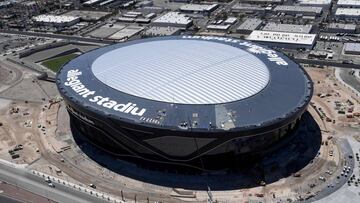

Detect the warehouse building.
xmin=231 ymin=4 xmax=266 ymax=14
xmin=33 ymin=15 xmax=80 ymax=27
xmin=344 ymin=43 xmax=360 ymax=55
xmin=237 ymin=18 xmax=263 ymax=34
xmin=144 ymin=26 xmax=181 ymax=37
xmin=298 ymin=0 xmax=331 ymax=7
xmin=179 ymin=4 xmax=219 ymax=14
xmin=273 ymin=5 xmax=323 ymax=16
xmin=335 ymin=8 xmax=360 ymax=21
xmin=262 ymin=23 xmax=313 ymax=34
xmin=152 ymin=12 xmax=193 ymax=28
xmin=247 ymin=30 xmax=317 ymax=49
xmin=239 ymin=0 xmax=282 ymax=3
xmin=206 ymin=24 xmax=231 ymax=31
xmin=327 ymin=23 xmax=357 ymax=33
xmin=337 ymin=0 xmax=360 ymax=8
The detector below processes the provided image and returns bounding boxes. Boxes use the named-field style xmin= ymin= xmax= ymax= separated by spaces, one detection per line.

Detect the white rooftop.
xmin=91 ymin=39 xmax=270 ymax=105
xmin=83 ymin=0 xmax=102 ymax=5
xmin=344 ymin=43 xmax=360 ymax=52
xmin=247 ymin=30 xmax=317 ymax=45
xmin=153 ymin=12 xmax=192 ymax=26
xmin=274 ymin=5 xmax=323 ymax=13
xmin=336 ymin=8 xmax=360 ymax=16
xmin=262 ymin=23 xmax=313 ymax=33
xmin=224 ymin=17 xmax=237 ymax=24
xmin=180 ymin=4 xmax=218 ymax=12
xmin=337 ymin=0 xmax=360 ymax=7
xmin=298 ymin=0 xmax=331 ymax=5
xmin=33 ymin=14 xmax=79 ymax=23
xmin=206 ymin=24 xmax=231 ymax=30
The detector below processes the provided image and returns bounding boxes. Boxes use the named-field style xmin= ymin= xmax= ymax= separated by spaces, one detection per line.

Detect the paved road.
xmin=295 ymin=58 xmax=360 ymax=69
xmin=0 ymin=163 xmax=111 ymax=203
xmin=0 ymin=30 xmax=114 ymax=45
xmin=0 ymin=195 xmax=23 ymax=203
xmin=339 ymin=68 xmax=360 ymax=93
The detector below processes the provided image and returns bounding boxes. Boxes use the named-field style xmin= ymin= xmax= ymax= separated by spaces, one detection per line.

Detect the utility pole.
xmin=207 ymin=186 xmax=214 ymax=203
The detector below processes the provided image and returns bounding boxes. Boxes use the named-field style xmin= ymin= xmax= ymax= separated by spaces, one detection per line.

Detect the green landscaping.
xmin=41 ymin=53 xmax=78 ymax=72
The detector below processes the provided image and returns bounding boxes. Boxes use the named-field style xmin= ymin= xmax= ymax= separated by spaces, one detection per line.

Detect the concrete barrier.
xmin=30 ymin=169 xmax=126 ymax=203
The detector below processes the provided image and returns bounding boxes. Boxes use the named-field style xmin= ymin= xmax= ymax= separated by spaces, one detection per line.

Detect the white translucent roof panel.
xmin=91 ymin=40 xmax=270 ymax=104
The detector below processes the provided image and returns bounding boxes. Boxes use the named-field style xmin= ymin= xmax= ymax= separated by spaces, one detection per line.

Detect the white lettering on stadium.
xmin=64 ymin=69 xmax=146 ymax=117
xmin=181 ymin=35 xmax=289 ymax=66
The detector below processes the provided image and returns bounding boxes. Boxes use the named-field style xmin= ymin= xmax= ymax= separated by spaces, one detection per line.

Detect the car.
xmin=48 ymin=183 xmax=55 ymax=188
xmin=89 ymin=183 xmax=96 ymax=189
xmin=45 ymin=178 xmax=51 ymax=183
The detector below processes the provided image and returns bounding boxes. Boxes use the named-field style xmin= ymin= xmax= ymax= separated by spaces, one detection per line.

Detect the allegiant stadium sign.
xmin=182 ymin=35 xmax=289 ymax=66
xmin=64 ymin=69 xmax=146 ymax=117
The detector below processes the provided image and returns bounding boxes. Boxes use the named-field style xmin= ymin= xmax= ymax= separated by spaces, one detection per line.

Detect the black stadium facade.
xmin=56 ymin=36 xmax=313 ymax=171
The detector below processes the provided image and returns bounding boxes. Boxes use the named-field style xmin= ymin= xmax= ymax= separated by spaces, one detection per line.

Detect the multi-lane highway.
xmin=0 ymin=162 xmax=113 ymax=203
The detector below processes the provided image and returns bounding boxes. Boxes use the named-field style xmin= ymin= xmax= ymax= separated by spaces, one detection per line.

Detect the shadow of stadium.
xmin=71 ymin=111 xmax=321 ymax=191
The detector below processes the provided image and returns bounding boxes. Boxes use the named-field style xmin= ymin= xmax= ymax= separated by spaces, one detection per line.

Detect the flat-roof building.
xmin=83 ymin=0 xmax=107 ymax=6
xmin=298 ymin=0 xmax=331 ymax=7
xmin=239 ymin=0 xmax=282 ymax=3
xmin=180 ymin=4 xmax=218 ymax=14
xmin=118 ymin=17 xmax=135 ymax=23
xmin=231 ymin=4 xmax=266 ymax=13
xmin=344 ymin=43 xmax=360 ymax=55
xmin=206 ymin=24 xmax=231 ymax=31
xmin=152 ymin=12 xmax=193 ymax=28
xmin=108 ymin=26 xmax=144 ymax=40
xmin=224 ymin=17 xmax=237 ymax=25
xmin=274 ymin=5 xmax=323 ymax=16
xmin=262 ymin=23 xmax=313 ymax=34
xmin=247 ymin=30 xmax=317 ymax=49
xmin=144 ymin=26 xmax=181 ymax=37
xmin=33 ymin=15 xmax=80 ymax=27
xmin=337 ymin=0 xmax=360 ymax=7
xmin=335 ymin=8 xmax=360 ymax=20
xmin=237 ymin=18 xmax=262 ymax=34
xmin=327 ymin=23 xmax=357 ymax=33
xmin=64 ymin=10 xmax=111 ymax=21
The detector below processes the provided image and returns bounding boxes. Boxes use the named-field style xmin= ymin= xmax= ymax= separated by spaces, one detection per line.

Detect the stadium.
xmin=56 ymin=36 xmax=313 ymax=171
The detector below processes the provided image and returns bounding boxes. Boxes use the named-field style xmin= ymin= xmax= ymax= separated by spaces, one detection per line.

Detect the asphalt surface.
xmin=0 ymin=195 xmax=23 ymax=203
xmin=339 ymin=69 xmax=360 ymax=93
xmin=0 ymin=163 xmax=111 ymax=203
xmin=0 ymin=30 xmax=114 ymax=45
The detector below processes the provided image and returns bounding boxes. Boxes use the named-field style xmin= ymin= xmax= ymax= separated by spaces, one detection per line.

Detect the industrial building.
xmin=273 ymin=5 xmax=323 ymax=16
xmin=337 ymin=0 xmax=360 ymax=8
xmin=344 ymin=43 xmax=360 ymax=55
xmin=152 ymin=12 xmax=193 ymax=28
xmin=239 ymin=0 xmax=282 ymax=3
xmin=335 ymin=8 xmax=360 ymax=21
xmin=247 ymin=30 xmax=317 ymax=49
xmin=108 ymin=26 xmax=144 ymax=40
xmin=206 ymin=24 xmax=231 ymax=31
xmin=298 ymin=0 xmax=331 ymax=7
xmin=56 ymin=36 xmax=313 ymax=170
xmin=64 ymin=10 xmax=111 ymax=21
xmin=224 ymin=17 xmax=237 ymax=25
xmin=32 ymin=15 xmax=80 ymax=27
xmin=144 ymin=26 xmax=181 ymax=36
xmin=327 ymin=23 xmax=357 ymax=33
xmin=237 ymin=18 xmax=263 ymax=34
xmin=262 ymin=23 xmax=313 ymax=34
xmin=179 ymin=4 xmax=218 ymax=14
xmin=231 ymin=4 xmax=266 ymax=14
